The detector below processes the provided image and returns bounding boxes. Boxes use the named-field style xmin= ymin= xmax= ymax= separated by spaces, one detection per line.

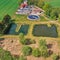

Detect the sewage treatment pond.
xmin=5 ymin=23 xmax=29 ymax=35
xmin=32 ymin=24 xmax=58 ymax=38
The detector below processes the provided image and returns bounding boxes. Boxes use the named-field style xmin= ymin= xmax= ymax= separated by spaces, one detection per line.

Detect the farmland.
xmin=46 ymin=0 xmax=60 ymax=7
xmin=0 ymin=0 xmax=18 ymax=20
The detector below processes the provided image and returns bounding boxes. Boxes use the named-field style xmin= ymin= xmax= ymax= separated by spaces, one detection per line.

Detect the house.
xmin=16 ymin=0 xmax=44 ymax=15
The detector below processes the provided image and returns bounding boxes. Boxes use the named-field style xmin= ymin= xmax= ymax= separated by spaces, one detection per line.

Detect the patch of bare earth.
xmin=27 ymin=56 xmax=45 ymax=60
xmin=0 ymin=36 xmax=60 ymax=60
xmin=0 ymin=36 xmax=22 ymax=56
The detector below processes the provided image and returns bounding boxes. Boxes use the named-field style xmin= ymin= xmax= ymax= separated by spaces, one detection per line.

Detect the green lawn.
xmin=46 ymin=0 xmax=60 ymax=8
xmin=0 ymin=0 xmax=18 ymax=21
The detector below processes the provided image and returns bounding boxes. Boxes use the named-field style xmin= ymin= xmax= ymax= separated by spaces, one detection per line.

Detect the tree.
xmin=39 ymin=39 xmax=47 ymax=47
xmin=22 ymin=46 xmax=32 ymax=56
xmin=50 ymin=8 xmax=59 ymax=20
xmin=2 ymin=14 xmax=11 ymax=25
xmin=0 ymin=48 xmax=13 ymax=60
xmin=58 ymin=14 xmax=60 ymax=21
xmin=40 ymin=46 xmax=49 ymax=57
xmin=37 ymin=0 xmax=45 ymax=8
xmin=43 ymin=3 xmax=52 ymax=11
xmin=28 ymin=0 xmax=34 ymax=5
xmin=19 ymin=33 xmax=25 ymax=44
xmin=19 ymin=33 xmax=24 ymax=40
xmin=32 ymin=48 xmax=41 ymax=57
xmin=19 ymin=33 xmax=33 ymax=45
xmin=0 ymin=23 xmax=4 ymax=34
xmin=0 ymin=14 xmax=12 ymax=34
xmin=28 ymin=0 xmax=45 ymax=8
xmin=43 ymin=3 xmax=52 ymax=16
xmin=18 ymin=0 xmax=23 ymax=5
xmin=20 ymin=38 xmax=29 ymax=45
xmin=39 ymin=39 xmax=49 ymax=57
xmin=52 ymin=54 xmax=58 ymax=60
xmin=19 ymin=33 xmax=28 ymax=45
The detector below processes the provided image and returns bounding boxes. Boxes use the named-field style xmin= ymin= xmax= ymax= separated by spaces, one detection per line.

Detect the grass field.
xmin=46 ymin=0 xmax=60 ymax=8
xmin=0 ymin=0 xmax=18 ymax=21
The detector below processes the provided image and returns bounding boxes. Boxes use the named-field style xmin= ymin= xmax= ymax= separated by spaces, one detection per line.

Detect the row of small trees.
xmin=43 ymin=4 xmax=60 ymax=20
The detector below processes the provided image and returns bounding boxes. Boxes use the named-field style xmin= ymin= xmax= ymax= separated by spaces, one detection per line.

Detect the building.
xmin=16 ymin=0 xmax=44 ymax=15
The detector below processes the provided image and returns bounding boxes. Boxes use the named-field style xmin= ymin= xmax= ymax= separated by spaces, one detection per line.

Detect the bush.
xmin=32 ymin=48 xmax=41 ymax=57
xmin=50 ymin=8 xmax=59 ymax=20
xmin=37 ymin=0 xmax=45 ymax=8
xmin=2 ymin=14 xmax=11 ymax=26
xmin=20 ymin=38 xmax=28 ymax=45
xmin=19 ymin=33 xmax=24 ymax=40
xmin=39 ymin=39 xmax=49 ymax=57
xmin=40 ymin=46 xmax=49 ymax=57
xmin=0 ymin=48 xmax=13 ymax=60
xmin=39 ymin=39 xmax=47 ymax=47
xmin=22 ymin=46 xmax=32 ymax=56
xmin=52 ymin=54 xmax=58 ymax=60
xmin=19 ymin=33 xmax=27 ymax=45
xmin=30 ymin=40 xmax=36 ymax=44
xmin=19 ymin=35 xmax=36 ymax=45
xmin=25 ymin=38 xmax=36 ymax=45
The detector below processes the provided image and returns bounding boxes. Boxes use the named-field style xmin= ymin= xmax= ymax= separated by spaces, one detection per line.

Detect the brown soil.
xmin=0 ymin=36 xmax=60 ymax=60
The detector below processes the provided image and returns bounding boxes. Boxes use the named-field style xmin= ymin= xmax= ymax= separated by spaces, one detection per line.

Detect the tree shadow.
xmin=47 ymin=44 xmax=53 ymax=49
xmin=48 ymin=50 xmax=53 ymax=56
xmin=57 ymin=55 xmax=60 ymax=60
xmin=0 ymin=38 xmax=5 ymax=48
xmin=25 ymin=38 xmax=36 ymax=45
xmin=0 ymin=38 xmax=5 ymax=44
xmin=0 ymin=38 xmax=5 ymax=41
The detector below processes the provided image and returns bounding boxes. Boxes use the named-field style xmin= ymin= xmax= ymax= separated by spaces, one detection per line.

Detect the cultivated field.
xmin=0 ymin=0 xmax=18 ymax=20
xmin=46 ymin=0 xmax=60 ymax=7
